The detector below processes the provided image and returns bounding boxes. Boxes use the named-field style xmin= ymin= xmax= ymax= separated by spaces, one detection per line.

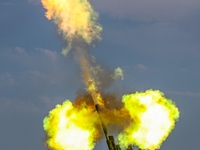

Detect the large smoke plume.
xmin=41 ymin=0 xmax=179 ymax=150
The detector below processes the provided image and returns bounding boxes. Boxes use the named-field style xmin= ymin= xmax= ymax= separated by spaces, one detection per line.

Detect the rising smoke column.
xmin=41 ymin=0 xmax=104 ymax=105
xmin=41 ymin=1 xmax=106 ymax=149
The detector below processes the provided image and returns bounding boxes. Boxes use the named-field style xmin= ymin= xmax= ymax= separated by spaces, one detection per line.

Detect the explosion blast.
xmin=41 ymin=0 xmax=179 ymax=150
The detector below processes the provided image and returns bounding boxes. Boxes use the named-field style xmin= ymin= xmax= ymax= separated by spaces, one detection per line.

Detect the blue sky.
xmin=0 ymin=0 xmax=200 ymax=149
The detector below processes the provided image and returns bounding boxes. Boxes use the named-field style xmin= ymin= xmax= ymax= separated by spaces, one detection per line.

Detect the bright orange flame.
xmin=41 ymin=0 xmax=102 ymax=56
xmin=41 ymin=1 xmax=179 ymax=150
xmin=118 ymin=90 xmax=179 ymax=150
xmin=43 ymin=90 xmax=179 ymax=150
xmin=43 ymin=100 xmax=100 ymax=150
xmin=41 ymin=0 xmax=104 ymax=105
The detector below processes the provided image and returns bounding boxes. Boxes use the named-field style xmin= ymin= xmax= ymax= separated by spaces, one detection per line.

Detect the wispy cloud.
xmin=28 ymin=0 xmax=41 ymax=5
xmin=39 ymin=95 xmax=65 ymax=104
xmin=178 ymin=68 xmax=189 ymax=73
xmin=165 ymin=91 xmax=200 ymax=98
xmin=27 ymin=70 xmax=59 ymax=85
xmin=92 ymin=0 xmax=200 ymax=22
xmin=0 ymin=72 xmax=19 ymax=86
xmin=0 ymin=2 xmax=14 ymax=6
xmin=35 ymin=47 xmax=58 ymax=61
xmin=38 ymin=95 xmax=66 ymax=110
xmin=0 ymin=98 xmax=40 ymax=114
xmin=134 ymin=64 xmax=147 ymax=72
xmin=133 ymin=64 xmax=153 ymax=73
xmin=15 ymin=47 xmax=26 ymax=54
xmin=0 ymin=47 xmax=77 ymax=90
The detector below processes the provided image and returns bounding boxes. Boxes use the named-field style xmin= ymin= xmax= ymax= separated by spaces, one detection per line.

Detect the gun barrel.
xmin=95 ymin=104 xmax=109 ymax=140
xmin=95 ymin=104 xmax=122 ymax=150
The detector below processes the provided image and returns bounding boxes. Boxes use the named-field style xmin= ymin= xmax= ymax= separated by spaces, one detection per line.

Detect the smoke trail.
xmin=76 ymin=48 xmax=98 ymax=105
xmin=41 ymin=0 xmax=105 ymax=107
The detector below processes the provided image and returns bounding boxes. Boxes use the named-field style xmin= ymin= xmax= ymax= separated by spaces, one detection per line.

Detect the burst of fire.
xmin=41 ymin=0 xmax=179 ymax=150
xmin=41 ymin=0 xmax=102 ymax=56
xmin=43 ymin=100 xmax=100 ymax=150
xmin=43 ymin=90 xmax=179 ymax=150
xmin=118 ymin=90 xmax=179 ymax=150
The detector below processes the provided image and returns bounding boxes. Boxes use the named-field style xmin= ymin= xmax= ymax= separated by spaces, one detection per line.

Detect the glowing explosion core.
xmin=44 ymin=90 xmax=179 ymax=150
xmin=41 ymin=0 xmax=179 ymax=150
